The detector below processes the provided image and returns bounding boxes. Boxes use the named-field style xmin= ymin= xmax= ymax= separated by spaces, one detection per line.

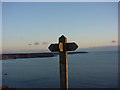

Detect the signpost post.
xmin=48 ymin=35 xmax=78 ymax=89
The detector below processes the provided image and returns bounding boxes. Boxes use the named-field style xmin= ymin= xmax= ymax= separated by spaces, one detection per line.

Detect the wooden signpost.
xmin=48 ymin=35 xmax=78 ymax=89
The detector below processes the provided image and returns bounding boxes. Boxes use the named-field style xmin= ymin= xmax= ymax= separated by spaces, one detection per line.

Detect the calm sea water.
xmin=2 ymin=51 xmax=118 ymax=88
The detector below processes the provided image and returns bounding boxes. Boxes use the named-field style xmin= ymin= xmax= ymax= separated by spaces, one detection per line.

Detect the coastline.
xmin=1 ymin=51 xmax=88 ymax=60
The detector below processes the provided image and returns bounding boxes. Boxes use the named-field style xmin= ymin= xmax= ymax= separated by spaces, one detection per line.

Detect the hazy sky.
xmin=2 ymin=2 xmax=118 ymax=52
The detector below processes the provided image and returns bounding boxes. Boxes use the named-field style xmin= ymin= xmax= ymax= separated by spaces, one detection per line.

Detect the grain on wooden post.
xmin=59 ymin=35 xmax=68 ymax=89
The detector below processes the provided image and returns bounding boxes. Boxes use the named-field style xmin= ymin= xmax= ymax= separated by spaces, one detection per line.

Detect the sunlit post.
xmin=59 ymin=35 xmax=68 ymax=89
xmin=49 ymin=35 xmax=78 ymax=89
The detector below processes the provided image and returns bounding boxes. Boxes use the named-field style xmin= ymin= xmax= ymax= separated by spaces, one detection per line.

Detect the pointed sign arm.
xmin=66 ymin=42 xmax=78 ymax=51
xmin=48 ymin=42 xmax=78 ymax=52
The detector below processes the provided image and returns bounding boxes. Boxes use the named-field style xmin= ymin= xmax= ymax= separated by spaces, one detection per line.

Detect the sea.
xmin=2 ymin=51 xmax=118 ymax=88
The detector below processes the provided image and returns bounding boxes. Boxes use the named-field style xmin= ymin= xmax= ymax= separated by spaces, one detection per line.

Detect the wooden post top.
xmin=49 ymin=35 xmax=78 ymax=52
xmin=59 ymin=35 xmax=67 ymax=52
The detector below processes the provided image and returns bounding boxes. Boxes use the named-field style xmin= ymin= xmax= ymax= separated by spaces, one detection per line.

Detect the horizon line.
xmin=2 ymin=45 xmax=118 ymax=53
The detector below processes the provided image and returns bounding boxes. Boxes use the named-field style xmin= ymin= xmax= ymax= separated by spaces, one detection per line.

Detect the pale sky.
xmin=2 ymin=2 xmax=118 ymax=53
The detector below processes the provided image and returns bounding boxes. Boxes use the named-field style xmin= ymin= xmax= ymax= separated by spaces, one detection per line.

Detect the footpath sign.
xmin=48 ymin=35 xmax=78 ymax=89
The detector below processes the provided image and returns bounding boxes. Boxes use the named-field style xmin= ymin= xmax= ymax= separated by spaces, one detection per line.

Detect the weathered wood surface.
xmin=49 ymin=44 xmax=59 ymax=52
xmin=59 ymin=35 xmax=68 ymax=89
xmin=48 ymin=35 xmax=80 ymax=89
xmin=49 ymin=42 xmax=78 ymax=52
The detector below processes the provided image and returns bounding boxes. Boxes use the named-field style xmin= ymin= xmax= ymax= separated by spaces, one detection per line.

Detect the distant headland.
xmin=1 ymin=51 xmax=88 ymax=60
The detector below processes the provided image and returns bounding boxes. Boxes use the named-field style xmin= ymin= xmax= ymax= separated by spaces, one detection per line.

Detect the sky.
xmin=1 ymin=0 xmax=120 ymax=2
xmin=0 ymin=1 xmax=1 ymax=50
xmin=2 ymin=2 xmax=118 ymax=53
